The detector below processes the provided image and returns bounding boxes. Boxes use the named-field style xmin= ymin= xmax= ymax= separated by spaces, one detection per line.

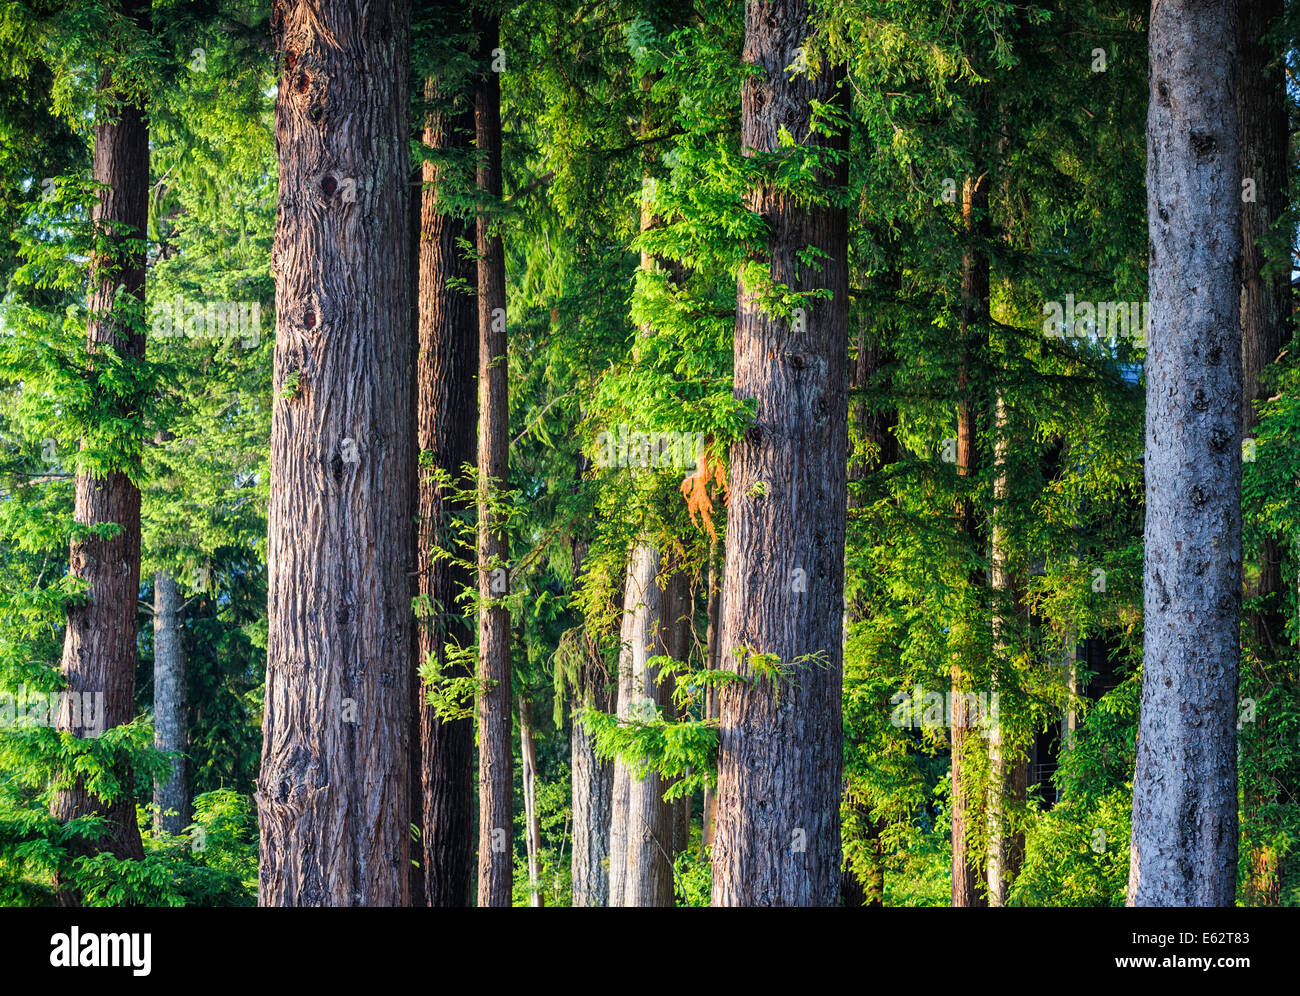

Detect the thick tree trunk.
xmin=415 ymin=37 xmax=479 ymax=907
xmin=609 ymin=543 xmax=676 ymax=906
xmin=258 ymin=0 xmax=414 ymax=907
xmin=474 ymin=12 xmax=513 ymax=908
xmin=711 ymin=0 xmax=849 ymax=907
xmin=1129 ymin=0 xmax=1241 ymax=907
xmin=152 ymin=571 xmax=188 ymax=836
xmin=1237 ymin=0 xmax=1289 ymax=907
xmin=951 ymin=168 xmax=990 ymax=910
xmin=51 ymin=0 xmax=151 ymax=883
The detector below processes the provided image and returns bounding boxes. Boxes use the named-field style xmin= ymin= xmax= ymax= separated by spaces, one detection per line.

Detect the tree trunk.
xmin=951 ymin=166 xmax=990 ymax=910
xmin=569 ymin=533 xmax=616 ymax=907
xmin=415 ymin=28 xmax=479 ymax=907
xmin=699 ymin=537 xmax=722 ymax=856
xmin=474 ymin=11 xmax=513 ymax=908
xmin=711 ymin=0 xmax=849 ymax=907
xmin=571 ymin=623 xmax=615 ymax=905
xmin=51 ymin=0 xmax=151 ymax=884
xmin=665 ymin=568 xmax=692 ymax=856
xmin=1237 ymin=0 xmax=1289 ymax=908
xmin=519 ymin=693 xmax=544 ymax=906
xmin=609 ymin=543 xmax=676 ymax=906
xmin=1129 ymin=0 xmax=1241 ymax=907
xmin=258 ymin=0 xmax=414 ymax=907
xmin=986 ymin=391 xmax=1027 ymax=906
xmin=152 ymin=570 xmax=188 ymax=836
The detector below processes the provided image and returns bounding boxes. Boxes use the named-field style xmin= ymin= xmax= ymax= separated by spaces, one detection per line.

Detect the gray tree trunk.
xmin=1129 ymin=0 xmax=1242 ymax=907
xmin=570 ymin=540 xmax=615 ymax=907
xmin=609 ymin=542 xmax=676 ymax=906
xmin=152 ymin=571 xmax=188 ymax=836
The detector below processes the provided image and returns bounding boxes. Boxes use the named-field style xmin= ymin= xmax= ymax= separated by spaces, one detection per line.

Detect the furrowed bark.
xmin=415 ymin=16 xmax=479 ymax=907
xmin=51 ymin=0 xmax=151 ymax=887
xmin=711 ymin=0 xmax=849 ymax=907
xmin=258 ymin=0 xmax=414 ymax=907
xmin=474 ymin=11 xmax=513 ymax=908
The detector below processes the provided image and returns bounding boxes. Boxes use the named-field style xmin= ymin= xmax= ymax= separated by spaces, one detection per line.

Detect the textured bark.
xmin=609 ymin=543 xmax=676 ymax=906
xmin=711 ymin=0 xmax=849 ymax=907
xmin=415 ymin=35 xmax=479 ymax=908
xmin=50 ymin=0 xmax=151 ymax=881
xmin=152 ymin=571 xmax=189 ymax=836
xmin=951 ymin=168 xmax=990 ymax=910
xmin=258 ymin=0 xmax=414 ymax=907
xmin=474 ymin=12 xmax=513 ymax=908
xmin=1129 ymin=0 xmax=1241 ymax=907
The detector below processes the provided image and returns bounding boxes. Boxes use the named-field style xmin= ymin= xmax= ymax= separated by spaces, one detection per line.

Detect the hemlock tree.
xmin=711 ymin=0 xmax=850 ymax=907
xmin=51 ymin=0 xmax=152 ymax=877
xmin=257 ymin=0 xmax=415 ymax=907
xmin=1128 ymin=0 xmax=1241 ymax=907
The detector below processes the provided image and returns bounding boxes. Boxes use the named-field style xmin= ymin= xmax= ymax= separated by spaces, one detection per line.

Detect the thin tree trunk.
xmin=474 ymin=11 xmax=513 ymax=908
xmin=569 ymin=532 xmax=616 ymax=907
xmin=519 ymin=693 xmax=544 ymax=906
xmin=1238 ymin=0 xmax=1289 ymax=908
xmin=700 ymin=537 xmax=722 ymax=856
xmin=571 ymin=624 xmax=615 ymax=905
xmin=711 ymin=0 xmax=849 ymax=907
xmin=609 ymin=543 xmax=676 ymax=906
xmin=986 ymin=391 xmax=1026 ymax=906
xmin=1129 ymin=0 xmax=1241 ymax=907
xmin=415 ymin=16 xmax=479 ymax=908
xmin=51 ymin=0 xmax=151 ymax=889
xmin=152 ymin=570 xmax=188 ymax=836
xmin=951 ymin=165 xmax=990 ymax=910
xmin=258 ymin=0 xmax=414 ymax=907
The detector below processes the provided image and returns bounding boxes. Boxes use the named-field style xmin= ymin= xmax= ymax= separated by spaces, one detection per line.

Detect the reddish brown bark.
xmin=414 ymin=34 xmax=479 ymax=907
xmin=474 ymin=11 xmax=513 ymax=908
xmin=711 ymin=0 xmax=850 ymax=907
xmin=51 ymin=0 xmax=152 ymax=889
